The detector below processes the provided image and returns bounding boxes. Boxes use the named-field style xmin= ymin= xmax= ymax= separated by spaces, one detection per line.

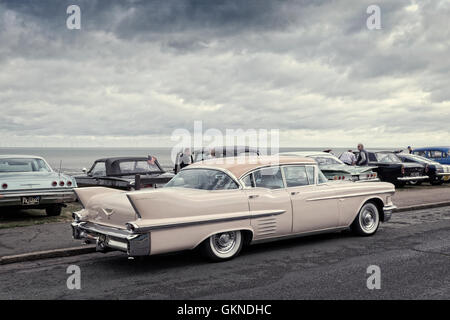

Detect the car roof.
xmin=413 ymin=147 xmax=450 ymax=151
xmin=186 ymin=155 xmax=315 ymax=178
xmin=0 ymin=154 xmax=45 ymax=159
xmin=278 ymin=151 xmax=333 ymax=157
xmin=93 ymin=157 xmax=150 ymax=162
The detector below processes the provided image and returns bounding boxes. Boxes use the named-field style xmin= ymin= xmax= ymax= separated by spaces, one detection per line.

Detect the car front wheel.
xmin=351 ymin=202 xmax=380 ymax=236
xmin=201 ymin=230 xmax=243 ymax=261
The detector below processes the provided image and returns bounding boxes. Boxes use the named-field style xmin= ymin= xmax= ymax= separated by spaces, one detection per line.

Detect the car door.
xmin=241 ymin=166 xmax=293 ymax=240
xmin=282 ymin=165 xmax=339 ymax=233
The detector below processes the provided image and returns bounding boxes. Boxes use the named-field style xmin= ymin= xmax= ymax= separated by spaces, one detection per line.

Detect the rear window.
xmin=118 ymin=160 xmax=160 ymax=173
xmin=0 ymin=158 xmax=51 ymax=173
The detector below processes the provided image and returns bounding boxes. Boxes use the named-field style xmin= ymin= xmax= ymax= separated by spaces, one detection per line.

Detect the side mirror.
xmin=82 ymin=168 xmax=87 ymax=174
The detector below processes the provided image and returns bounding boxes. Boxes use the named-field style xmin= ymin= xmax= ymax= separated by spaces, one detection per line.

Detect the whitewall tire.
xmin=351 ymin=202 xmax=380 ymax=236
xmin=202 ymin=230 xmax=243 ymax=261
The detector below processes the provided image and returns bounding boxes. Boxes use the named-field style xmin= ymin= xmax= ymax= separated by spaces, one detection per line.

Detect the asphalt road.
xmin=0 ymin=206 xmax=449 ymax=299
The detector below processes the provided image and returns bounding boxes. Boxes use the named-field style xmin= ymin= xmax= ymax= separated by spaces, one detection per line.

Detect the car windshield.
xmin=0 ymin=158 xmax=52 ymax=173
xmin=165 ymin=169 xmax=239 ymax=190
xmin=310 ymin=156 xmax=344 ymax=165
xmin=375 ymin=153 xmax=401 ymax=163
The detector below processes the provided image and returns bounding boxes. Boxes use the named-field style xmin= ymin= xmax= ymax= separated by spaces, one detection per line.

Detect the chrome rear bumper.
xmin=71 ymin=221 xmax=150 ymax=256
xmin=382 ymin=205 xmax=396 ymax=222
xmin=0 ymin=189 xmax=76 ymax=207
xmin=397 ymin=176 xmax=429 ymax=181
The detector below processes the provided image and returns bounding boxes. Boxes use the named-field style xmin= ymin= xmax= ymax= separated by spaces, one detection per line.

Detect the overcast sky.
xmin=0 ymin=0 xmax=449 ymax=148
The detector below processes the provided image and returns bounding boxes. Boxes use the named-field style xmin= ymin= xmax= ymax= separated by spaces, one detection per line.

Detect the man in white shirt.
xmin=339 ymin=150 xmax=357 ymax=165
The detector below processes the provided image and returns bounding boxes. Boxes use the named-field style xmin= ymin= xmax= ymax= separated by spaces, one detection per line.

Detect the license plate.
xmin=21 ymin=196 xmax=40 ymax=205
xmin=410 ymin=172 xmax=420 ymax=177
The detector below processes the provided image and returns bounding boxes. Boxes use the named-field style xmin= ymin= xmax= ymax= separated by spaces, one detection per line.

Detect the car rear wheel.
xmin=408 ymin=180 xmax=422 ymax=186
xmin=201 ymin=230 xmax=243 ymax=262
xmin=45 ymin=205 xmax=62 ymax=216
xmin=351 ymin=202 xmax=380 ymax=236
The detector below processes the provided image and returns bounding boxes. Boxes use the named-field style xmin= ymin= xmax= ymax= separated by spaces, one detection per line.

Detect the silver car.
xmin=0 ymin=155 xmax=77 ymax=216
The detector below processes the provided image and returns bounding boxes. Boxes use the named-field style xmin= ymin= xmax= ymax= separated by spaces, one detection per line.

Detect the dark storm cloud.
xmin=0 ymin=0 xmax=449 ymax=147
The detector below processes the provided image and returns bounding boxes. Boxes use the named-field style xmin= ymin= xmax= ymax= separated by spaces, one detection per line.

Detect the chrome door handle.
xmin=248 ymin=195 xmax=259 ymax=199
xmin=291 ymin=191 xmax=300 ymax=196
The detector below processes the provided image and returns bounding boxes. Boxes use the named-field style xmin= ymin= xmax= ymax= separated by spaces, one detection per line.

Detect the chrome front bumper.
xmin=397 ymin=175 xmax=429 ymax=181
xmin=71 ymin=221 xmax=150 ymax=256
xmin=436 ymin=173 xmax=450 ymax=177
xmin=0 ymin=189 xmax=76 ymax=207
xmin=382 ymin=205 xmax=396 ymax=222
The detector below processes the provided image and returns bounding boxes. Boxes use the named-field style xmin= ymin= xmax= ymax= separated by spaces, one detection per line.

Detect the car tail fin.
xmin=74 ymin=187 xmax=122 ymax=208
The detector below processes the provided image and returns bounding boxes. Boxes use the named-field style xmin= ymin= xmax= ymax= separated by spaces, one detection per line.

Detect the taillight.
xmin=67 ymin=181 xmax=72 ymax=187
xmin=1 ymin=183 xmax=7 ymax=189
xmin=52 ymin=181 xmax=57 ymax=187
xmin=401 ymin=165 xmax=405 ymax=175
xmin=425 ymin=165 xmax=429 ymax=173
xmin=59 ymin=181 xmax=65 ymax=187
xmin=342 ymin=176 xmax=345 ymax=180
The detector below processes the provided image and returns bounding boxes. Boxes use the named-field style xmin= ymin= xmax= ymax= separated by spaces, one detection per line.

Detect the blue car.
xmin=412 ymin=147 xmax=450 ymax=165
xmin=0 ymin=155 xmax=77 ymax=216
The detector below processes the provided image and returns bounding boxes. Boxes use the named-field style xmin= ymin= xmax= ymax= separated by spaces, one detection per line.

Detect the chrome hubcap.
xmin=212 ymin=232 xmax=236 ymax=253
xmin=360 ymin=206 xmax=378 ymax=232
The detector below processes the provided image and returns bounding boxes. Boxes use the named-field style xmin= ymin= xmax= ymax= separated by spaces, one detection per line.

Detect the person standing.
xmin=339 ymin=150 xmax=357 ymax=165
xmin=356 ymin=143 xmax=369 ymax=166
xmin=179 ymin=148 xmax=193 ymax=169
xmin=407 ymin=146 xmax=413 ymax=154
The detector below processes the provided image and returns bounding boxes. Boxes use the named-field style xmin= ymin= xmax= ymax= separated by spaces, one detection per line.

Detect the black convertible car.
xmin=356 ymin=151 xmax=428 ymax=187
xmin=74 ymin=156 xmax=174 ymax=190
xmin=396 ymin=153 xmax=450 ymax=185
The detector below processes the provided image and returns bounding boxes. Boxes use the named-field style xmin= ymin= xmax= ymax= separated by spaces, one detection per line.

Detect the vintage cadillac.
xmin=0 ymin=155 xmax=77 ymax=216
xmin=278 ymin=151 xmax=378 ymax=181
xmin=72 ymin=156 xmax=396 ymax=261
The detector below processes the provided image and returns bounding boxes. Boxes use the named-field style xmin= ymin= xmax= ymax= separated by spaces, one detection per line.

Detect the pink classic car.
xmin=72 ymin=156 xmax=396 ymax=261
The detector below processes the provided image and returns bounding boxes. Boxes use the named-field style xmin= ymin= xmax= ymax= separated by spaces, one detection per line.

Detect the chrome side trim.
xmin=251 ymin=227 xmax=348 ymax=244
xmin=397 ymin=176 xmax=429 ymax=181
xmin=306 ymin=191 xmax=392 ymax=201
xmin=134 ymin=209 xmax=286 ymax=232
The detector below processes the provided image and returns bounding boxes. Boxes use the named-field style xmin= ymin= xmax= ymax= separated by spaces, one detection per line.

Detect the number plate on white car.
xmin=21 ymin=196 xmax=40 ymax=205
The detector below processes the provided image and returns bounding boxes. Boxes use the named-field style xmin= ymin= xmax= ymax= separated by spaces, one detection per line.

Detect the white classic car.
xmin=72 ymin=156 xmax=396 ymax=261
xmin=0 ymin=155 xmax=77 ymax=216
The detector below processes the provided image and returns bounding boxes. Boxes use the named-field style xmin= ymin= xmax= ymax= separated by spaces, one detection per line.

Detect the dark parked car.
xmin=174 ymin=146 xmax=260 ymax=173
xmin=74 ymin=156 xmax=174 ymax=190
xmin=355 ymin=151 xmax=428 ymax=187
xmin=396 ymin=153 xmax=450 ymax=185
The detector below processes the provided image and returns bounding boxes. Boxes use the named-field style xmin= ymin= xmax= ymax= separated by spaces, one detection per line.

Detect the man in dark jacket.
xmin=356 ymin=143 xmax=369 ymax=166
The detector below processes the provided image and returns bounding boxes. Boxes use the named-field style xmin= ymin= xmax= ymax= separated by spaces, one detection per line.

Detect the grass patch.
xmin=0 ymin=202 xmax=82 ymax=229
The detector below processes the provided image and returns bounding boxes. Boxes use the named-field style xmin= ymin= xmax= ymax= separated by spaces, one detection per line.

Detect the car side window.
xmin=368 ymin=153 xmax=377 ymax=162
xmin=241 ymin=174 xmax=255 ymax=188
xmin=90 ymin=162 xmax=106 ymax=176
xmin=253 ymin=167 xmax=284 ymax=189
xmin=306 ymin=166 xmax=315 ymax=184
xmin=317 ymin=170 xmax=328 ymax=184
xmin=430 ymin=151 xmax=443 ymax=158
xmin=283 ymin=166 xmax=311 ymax=187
